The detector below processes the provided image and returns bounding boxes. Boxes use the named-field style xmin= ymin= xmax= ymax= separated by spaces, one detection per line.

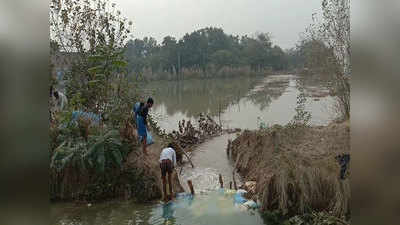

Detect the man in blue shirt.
xmin=137 ymin=97 xmax=154 ymax=155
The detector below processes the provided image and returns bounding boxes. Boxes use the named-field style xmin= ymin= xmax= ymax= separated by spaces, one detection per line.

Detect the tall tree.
xmin=306 ymin=0 xmax=350 ymax=119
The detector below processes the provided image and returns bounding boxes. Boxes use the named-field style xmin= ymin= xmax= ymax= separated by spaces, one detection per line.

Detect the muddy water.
xmin=179 ymin=134 xmax=242 ymax=192
xmin=52 ymin=75 xmax=333 ymax=225
xmin=146 ymin=75 xmax=334 ymax=132
xmin=52 ymin=191 xmax=265 ymax=225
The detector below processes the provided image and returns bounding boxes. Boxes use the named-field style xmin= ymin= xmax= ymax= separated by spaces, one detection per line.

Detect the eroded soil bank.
xmin=228 ymin=122 xmax=350 ymax=218
xmin=50 ymin=130 xmax=184 ymax=203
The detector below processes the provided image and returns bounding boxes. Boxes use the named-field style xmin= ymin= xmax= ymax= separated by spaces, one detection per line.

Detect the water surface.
xmin=146 ymin=75 xmax=334 ymax=132
xmin=52 ymin=75 xmax=333 ymax=225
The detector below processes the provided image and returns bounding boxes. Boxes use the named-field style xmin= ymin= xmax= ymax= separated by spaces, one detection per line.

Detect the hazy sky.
xmin=112 ymin=0 xmax=323 ymax=49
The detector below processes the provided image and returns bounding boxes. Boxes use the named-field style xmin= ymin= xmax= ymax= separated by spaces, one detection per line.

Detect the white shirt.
xmin=53 ymin=91 xmax=68 ymax=111
xmin=59 ymin=92 xmax=68 ymax=110
xmin=159 ymin=147 xmax=177 ymax=167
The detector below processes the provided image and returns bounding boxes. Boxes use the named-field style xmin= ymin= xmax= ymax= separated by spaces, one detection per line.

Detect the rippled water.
xmin=52 ymin=75 xmax=333 ymax=225
xmin=179 ymin=134 xmax=242 ymax=192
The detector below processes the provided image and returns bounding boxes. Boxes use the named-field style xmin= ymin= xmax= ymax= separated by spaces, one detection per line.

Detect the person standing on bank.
xmin=160 ymin=143 xmax=177 ymax=202
xmin=137 ymin=97 xmax=154 ymax=155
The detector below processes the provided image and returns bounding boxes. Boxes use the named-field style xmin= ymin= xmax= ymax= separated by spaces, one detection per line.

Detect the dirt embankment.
xmin=51 ymin=113 xmax=224 ymax=203
xmin=50 ymin=129 xmax=184 ymax=203
xmin=122 ymin=134 xmax=185 ymax=201
xmin=228 ymin=122 xmax=350 ymax=217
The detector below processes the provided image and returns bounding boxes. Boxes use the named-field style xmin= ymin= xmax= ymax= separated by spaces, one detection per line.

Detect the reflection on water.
xmin=144 ymin=76 xmax=261 ymax=118
xmin=146 ymin=75 xmax=335 ymax=132
xmin=52 ymin=191 xmax=264 ymax=225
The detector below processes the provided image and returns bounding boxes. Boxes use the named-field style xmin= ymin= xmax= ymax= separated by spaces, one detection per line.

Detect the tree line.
xmin=125 ymin=27 xmax=295 ymax=78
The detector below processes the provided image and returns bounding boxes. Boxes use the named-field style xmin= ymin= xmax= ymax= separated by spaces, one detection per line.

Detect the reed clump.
xmin=229 ymin=122 xmax=350 ymax=218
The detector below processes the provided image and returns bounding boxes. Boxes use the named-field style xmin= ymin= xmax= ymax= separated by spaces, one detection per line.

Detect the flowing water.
xmin=52 ymin=74 xmax=333 ymax=225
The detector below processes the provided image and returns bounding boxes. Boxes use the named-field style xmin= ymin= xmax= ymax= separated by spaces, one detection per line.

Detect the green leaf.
xmin=112 ymin=60 xmax=128 ymax=67
xmin=111 ymin=150 xmax=123 ymax=167
xmin=96 ymin=147 xmax=105 ymax=173
xmin=80 ymin=156 xmax=87 ymax=171
xmin=88 ymin=80 xmax=101 ymax=84
xmin=88 ymin=65 xmax=103 ymax=75
xmin=60 ymin=151 xmax=75 ymax=169
xmin=84 ymin=137 xmax=104 ymax=158
xmin=88 ymin=55 xmax=106 ymax=62
xmin=50 ymin=150 xmax=59 ymax=169
xmin=95 ymin=74 xmax=106 ymax=79
xmin=87 ymin=158 xmax=94 ymax=168
xmin=104 ymin=130 xmax=120 ymax=139
xmin=109 ymin=137 xmax=122 ymax=146
xmin=50 ymin=141 xmax=67 ymax=169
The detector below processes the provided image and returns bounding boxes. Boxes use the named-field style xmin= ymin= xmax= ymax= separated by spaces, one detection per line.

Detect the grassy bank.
xmin=228 ymin=122 xmax=350 ymax=222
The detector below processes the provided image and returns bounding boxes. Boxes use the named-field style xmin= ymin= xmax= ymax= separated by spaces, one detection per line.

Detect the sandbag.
xmin=243 ymin=200 xmax=258 ymax=209
xmin=233 ymin=189 xmax=247 ymax=204
xmin=233 ymin=193 xmax=247 ymax=204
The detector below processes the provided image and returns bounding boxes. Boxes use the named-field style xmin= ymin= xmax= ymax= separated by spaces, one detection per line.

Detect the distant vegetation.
xmin=125 ymin=28 xmax=300 ymax=80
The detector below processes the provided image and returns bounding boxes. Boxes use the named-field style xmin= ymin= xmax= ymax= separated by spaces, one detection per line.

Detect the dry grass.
xmin=261 ymin=154 xmax=350 ymax=216
xmin=136 ymin=66 xmax=274 ymax=81
xmin=230 ymin=122 xmax=350 ymax=217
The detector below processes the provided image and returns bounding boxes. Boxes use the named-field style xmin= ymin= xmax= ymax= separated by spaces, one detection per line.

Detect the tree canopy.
xmin=124 ymin=27 xmax=294 ymax=77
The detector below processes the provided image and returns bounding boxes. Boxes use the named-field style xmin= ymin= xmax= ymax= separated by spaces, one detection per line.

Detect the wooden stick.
xmin=233 ymin=171 xmax=238 ymax=190
xmin=227 ymin=139 xmax=231 ymax=156
xmin=179 ymin=166 xmax=183 ymax=176
xmin=219 ymin=174 xmax=224 ymax=188
xmin=177 ymin=143 xmax=195 ymax=168
xmin=187 ymin=180 xmax=195 ymax=195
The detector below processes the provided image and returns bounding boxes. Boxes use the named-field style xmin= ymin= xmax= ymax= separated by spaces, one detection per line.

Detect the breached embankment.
xmin=227 ymin=122 xmax=350 ymax=218
xmin=50 ymin=114 xmax=223 ymax=203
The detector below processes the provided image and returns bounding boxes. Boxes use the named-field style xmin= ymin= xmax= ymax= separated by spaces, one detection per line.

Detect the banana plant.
xmin=51 ymin=129 xmax=129 ymax=174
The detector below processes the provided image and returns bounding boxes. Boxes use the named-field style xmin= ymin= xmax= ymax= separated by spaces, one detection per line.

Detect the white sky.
xmin=111 ymin=0 xmax=323 ymax=49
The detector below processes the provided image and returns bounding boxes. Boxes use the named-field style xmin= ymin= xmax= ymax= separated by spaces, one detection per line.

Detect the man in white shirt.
xmin=159 ymin=143 xmax=177 ymax=202
xmin=53 ymin=90 xmax=68 ymax=111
